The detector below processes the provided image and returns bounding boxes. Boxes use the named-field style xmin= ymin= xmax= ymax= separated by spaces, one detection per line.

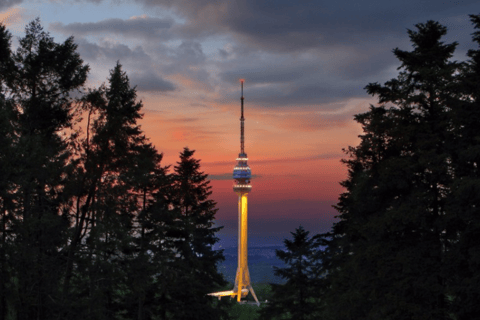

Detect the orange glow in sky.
xmin=6 ymin=0 xmax=460 ymax=245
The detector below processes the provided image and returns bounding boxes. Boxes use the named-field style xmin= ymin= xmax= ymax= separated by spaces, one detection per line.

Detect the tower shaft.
xmin=233 ymin=193 xmax=258 ymax=303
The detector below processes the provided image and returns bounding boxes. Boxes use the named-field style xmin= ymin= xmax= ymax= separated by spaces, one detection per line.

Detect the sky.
xmin=1 ymin=0 xmax=479 ymax=248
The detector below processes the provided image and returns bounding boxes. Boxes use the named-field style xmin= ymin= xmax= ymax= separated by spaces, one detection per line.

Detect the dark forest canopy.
xmin=0 ymin=18 xmax=230 ymax=320
xmin=255 ymin=13 xmax=480 ymax=320
xmin=317 ymin=14 xmax=480 ymax=320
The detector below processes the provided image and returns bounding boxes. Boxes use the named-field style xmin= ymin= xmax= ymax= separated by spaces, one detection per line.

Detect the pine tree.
xmin=0 ymin=22 xmax=15 ymax=320
xmin=322 ymin=20 xmax=461 ymax=320
xmin=61 ymin=61 xmax=164 ymax=319
xmin=122 ymin=143 xmax=172 ymax=320
xmin=259 ymin=226 xmax=323 ymax=320
xmin=160 ymin=147 xmax=228 ymax=320
xmin=445 ymin=14 xmax=480 ymax=320
xmin=0 ymin=18 xmax=89 ymax=319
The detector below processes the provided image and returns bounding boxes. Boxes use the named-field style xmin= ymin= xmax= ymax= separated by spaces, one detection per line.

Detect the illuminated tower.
xmin=232 ymin=80 xmax=259 ymax=305
xmin=207 ymin=80 xmax=259 ymax=306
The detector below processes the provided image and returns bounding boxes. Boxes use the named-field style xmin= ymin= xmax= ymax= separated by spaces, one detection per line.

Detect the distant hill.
xmin=218 ymin=246 xmax=286 ymax=284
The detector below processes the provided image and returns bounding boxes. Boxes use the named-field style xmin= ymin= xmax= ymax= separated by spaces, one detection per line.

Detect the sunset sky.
xmin=1 ymin=0 xmax=479 ymax=248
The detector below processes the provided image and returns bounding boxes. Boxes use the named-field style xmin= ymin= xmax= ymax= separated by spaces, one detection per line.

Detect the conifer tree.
xmin=0 ymin=19 xmax=231 ymax=320
xmin=445 ymin=14 xmax=480 ymax=320
xmin=0 ymin=22 xmax=15 ymax=320
xmin=259 ymin=226 xmax=323 ymax=320
xmin=122 ymin=144 xmax=172 ymax=320
xmin=0 ymin=18 xmax=88 ymax=319
xmin=161 ymin=147 xmax=227 ymax=320
xmin=61 ymin=61 xmax=164 ymax=319
xmin=323 ymin=20 xmax=461 ymax=320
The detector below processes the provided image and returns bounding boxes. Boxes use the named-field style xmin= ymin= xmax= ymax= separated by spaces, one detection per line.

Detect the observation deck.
xmin=233 ymin=152 xmax=252 ymax=194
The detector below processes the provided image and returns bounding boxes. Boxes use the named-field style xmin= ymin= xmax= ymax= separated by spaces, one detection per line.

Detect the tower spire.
xmin=240 ymin=79 xmax=245 ymax=154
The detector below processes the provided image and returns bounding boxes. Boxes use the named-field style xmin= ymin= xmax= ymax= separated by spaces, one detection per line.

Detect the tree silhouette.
xmin=323 ymin=20 xmax=462 ymax=320
xmin=444 ymin=14 xmax=480 ymax=320
xmin=260 ymin=226 xmax=323 ymax=320
xmin=0 ymin=19 xmax=229 ymax=320
xmin=160 ymin=147 xmax=228 ymax=320
xmin=0 ymin=18 xmax=89 ymax=319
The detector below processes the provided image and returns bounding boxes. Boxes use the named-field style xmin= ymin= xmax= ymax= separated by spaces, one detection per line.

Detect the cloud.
xmin=175 ymin=40 xmax=206 ymax=65
xmin=70 ymin=0 xmax=479 ymax=55
xmin=209 ymin=173 xmax=261 ymax=180
xmin=129 ymin=71 xmax=176 ymax=92
xmin=50 ymin=15 xmax=174 ymax=40
xmin=68 ymin=37 xmax=177 ymax=93
xmin=0 ymin=7 xmax=27 ymax=27
xmin=0 ymin=0 xmax=23 ymax=11
xmin=220 ymin=64 xmax=311 ymax=85
xmin=74 ymin=38 xmax=151 ymax=61
xmin=245 ymin=82 xmax=367 ymax=107
xmin=205 ymin=153 xmax=343 ymax=167
xmin=54 ymin=15 xmax=213 ymax=92
xmin=119 ymin=0 xmax=479 ymax=52
xmin=216 ymin=44 xmax=400 ymax=108
xmin=45 ymin=0 xmax=478 ymax=115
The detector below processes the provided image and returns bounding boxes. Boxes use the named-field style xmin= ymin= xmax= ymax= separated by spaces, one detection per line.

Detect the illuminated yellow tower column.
xmin=233 ymin=168 xmax=256 ymax=303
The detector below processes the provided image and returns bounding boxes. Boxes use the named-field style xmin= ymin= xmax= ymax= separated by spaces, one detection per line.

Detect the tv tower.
xmin=208 ymin=80 xmax=260 ymax=306
xmin=232 ymin=79 xmax=259 ymax=305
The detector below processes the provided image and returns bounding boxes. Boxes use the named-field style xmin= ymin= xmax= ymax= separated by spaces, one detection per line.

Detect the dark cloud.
xmin=205 ymin=153 xmax=343 ymax=167
xmin=0 ymin=0 xmax=23 ymax=11
xmin=50 ymin=15 xmax=173 ymax=40
xmin=54 ymin=18 xmax=210 ymax=90
xmin=209 ymin=173 xmax=261 ymax=180
xmin=129 ymin=71 xmax=176 ymax=92
xmin=217 ymin=42 xmax=401 ymax=107
xmin=174 ymin=40 xmax=206 ymax=65
xmin=69 ymin=38 xmax=175 ymax=93
xmin=48 ymin=0 xmax=479 ymax=110
xmin=218 ymin=48 xmax=229 ymax=59
xmin=74 ymin=38 xmax=151 ymax=61
xmin=71 ymin=0 xmax=478 ymax=54
xmin=220 ymin=80 xmax=367 ymax=108
xmin=221 ymin=64 xmax=311 ymax=85
xmin=129 ymin=0 xmax=479 ymax=52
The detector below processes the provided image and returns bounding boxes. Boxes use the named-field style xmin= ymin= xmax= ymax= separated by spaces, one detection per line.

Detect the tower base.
xmin=207 ymin=288 xmax=260 ymax=306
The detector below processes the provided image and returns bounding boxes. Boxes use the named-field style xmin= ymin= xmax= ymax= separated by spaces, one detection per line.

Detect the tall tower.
xmin=232 ymin=80 xmax=259 ymax=305
xmin=207 ymin=80 xmax=260 ymax=306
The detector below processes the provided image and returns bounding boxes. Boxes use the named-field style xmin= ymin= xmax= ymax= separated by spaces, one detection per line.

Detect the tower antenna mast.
xmin=240 ymin=79 xmax=245 ymax=154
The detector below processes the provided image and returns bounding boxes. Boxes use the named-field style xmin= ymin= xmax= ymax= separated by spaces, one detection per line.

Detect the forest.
xmin=1 ymin=12 xmax=480 ymax=320
xmin=0 ymin=18 xmax=229 ymax=320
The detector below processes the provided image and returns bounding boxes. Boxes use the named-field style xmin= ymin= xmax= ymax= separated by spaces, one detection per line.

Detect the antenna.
xmin=240 ymin=79 xmax=245 ymax=154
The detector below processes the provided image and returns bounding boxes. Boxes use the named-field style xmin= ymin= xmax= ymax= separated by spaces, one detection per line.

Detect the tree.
xmin=0 ymin=18 xmax=89 ymax=319
xmin=0 ymin=22 xmax=15 ymax=320
xmin=61 ymin=61 xmax=167 ymax=319
xmin=0 ymin=19 xmax=230 ymax=320
xmin=322 ymin=20 xmax=461 ymax=320
xmin=159 ymin=147 xmax=228 ymax=320
xmin=259 ymin=226 xmax=323 ymax=320
xmin=445 ymin=14 xmax=480 ymax=320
